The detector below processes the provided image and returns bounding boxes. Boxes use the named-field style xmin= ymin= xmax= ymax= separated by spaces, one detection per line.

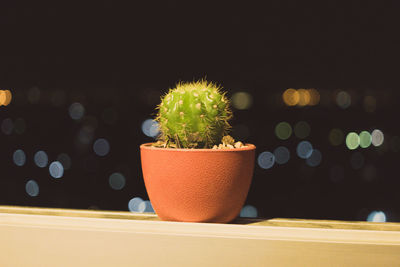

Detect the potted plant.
xmin=140 ymin=80 xmax=256 ymax=223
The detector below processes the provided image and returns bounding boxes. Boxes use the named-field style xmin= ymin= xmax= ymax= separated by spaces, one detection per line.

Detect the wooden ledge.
xmin=1 ymin=205 xmax=400 ymax=266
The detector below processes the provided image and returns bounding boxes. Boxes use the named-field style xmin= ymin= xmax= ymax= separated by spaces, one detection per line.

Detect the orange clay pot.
xmin=140 ymin=143 xmax=256 ymax=223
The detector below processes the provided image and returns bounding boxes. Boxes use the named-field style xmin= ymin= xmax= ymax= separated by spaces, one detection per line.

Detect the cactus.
xmin=154 ymin=80 xmax=232 ymax=148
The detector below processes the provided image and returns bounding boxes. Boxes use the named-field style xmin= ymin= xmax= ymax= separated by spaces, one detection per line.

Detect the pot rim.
xmin=140 ymin=142 xmax=256 ymax=152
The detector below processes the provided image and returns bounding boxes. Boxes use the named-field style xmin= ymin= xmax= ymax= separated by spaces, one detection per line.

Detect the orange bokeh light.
xmin=282 ymin=88 xmax=299 ymax=106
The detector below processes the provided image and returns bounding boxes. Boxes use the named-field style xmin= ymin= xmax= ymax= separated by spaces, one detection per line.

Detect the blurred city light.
xmin=240 ymin=205 xmax=258 ymax=218
xmin=93 ymin=138 xmax=110 ymax=156
xmin=296 ymin=141 xmax=313 ymax=159
xmin=128 ymin=197 xmax=145 ymax=212
xmin=294 ymin=121 xmax=310 ymax=139
xmin=336 ymin=91 xmax=351 ymax=109
xmin=1 ymin=118 xmax=13 ymax=135
xmin=141 ymin=119 xmax=160 ymax=138
xmin=68 ymin=102 xmax=85 ymax=120
xmin=0 ymin=90 xmax=12 ymax=106
xmin=57 ymin=153 xmax=71 ymax=170
xmin=257 ymin=151 xmax=275 ymax=169
xmin=109 ymin=172 xmax=126 ymax=190
xmin=34 ymin=151 xmax=48 ymax=168
xmin=359 ymin=131 xmax=372 ymax=148
xmin=273 ymin=146 xmax=290 ymax=165
xmin=27 ymin=87 xmax=41 ymax=104
xmin=350 ymin=152 xmax=364 ymax=170
xmin=306 ymin=149 xmax=322 ymax=167
xmin=49 ymin=161 xmax=64 ymax=179
xmin=25 ymin=180 xmax=39 ymax=197
xmin=308 ymin=89 xmax=320 ymax=106
xmin=371 ymin=129 xmax=384 ymax=147
xmin=346 ymin=132 xmax=360 ymax=150
xmin=297 ymin=89 xmax=311 ymax=106
xmin=275 ymin=121 xmax=292 ymax=140
xmin=329 ymin=128 xmax=344 ymax=146
xmin=282 ymin=88 xmax=299 ymax=106
xmin=142 ymin=200 xmax=155 ymax=213
xmin=367 ymin=211 xmax=386 ymax=222
xmin=231 ymin=92 xmax=253 ymax=110
xmin=13 ymin=149 xmax=26 ymax=166
xmin=363 ymin=95 xmax=376 ymax=113
xmin=13 ymin=118 xmax=26 ymax=135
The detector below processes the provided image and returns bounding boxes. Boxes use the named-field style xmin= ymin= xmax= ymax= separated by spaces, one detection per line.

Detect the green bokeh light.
xmin=346 ymin=132 xmax=360 ymax=150
xmin=359 ymin=131 xmax=372 ymax=148
xmin=329 ymin=128 xmax=344 ymax=146
xmin=275 ymin=122 xmax=292 ymax=140
xmin=294 ymin=121 xmax=311 ymax=139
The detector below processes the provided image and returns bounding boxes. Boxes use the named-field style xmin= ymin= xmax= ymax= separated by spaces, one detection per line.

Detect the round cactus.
xmin=155 ymin=80 xmax=232 ymax=148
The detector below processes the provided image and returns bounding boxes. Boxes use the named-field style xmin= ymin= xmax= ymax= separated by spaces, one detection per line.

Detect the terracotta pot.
xmin=140 ymin=143 xmax=256 ymax=223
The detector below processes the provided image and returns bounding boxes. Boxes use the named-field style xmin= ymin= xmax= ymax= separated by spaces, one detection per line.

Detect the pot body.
xmin=140 ymin=143 xmax=256 ymax=223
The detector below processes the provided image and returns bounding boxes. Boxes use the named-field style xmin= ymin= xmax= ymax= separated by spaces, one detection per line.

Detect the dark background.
xmin=1 ymin=1 xmax=399 ymax=221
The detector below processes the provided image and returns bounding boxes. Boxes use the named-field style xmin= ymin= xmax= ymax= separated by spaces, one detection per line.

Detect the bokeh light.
xmin=13 ymin=118 xmax=26 ymax=135
xmin=0 ymin=90 xmax=12 ymax=106
xmin=336 ymin=91 xmax=351 ymax=109
xmin=93 ymin=138 xmax=110 ymax=156
xmin=1 ymin=118 xmax=13 ymax=135
xmin=27 ymin=87 xmax=41 ymax=104
xmin=34 ymin=150 xmax=48 ymax=168
xmin=329 ymin=128 xmax=344 ymax=146
xmin=128 ymin=197 xmax=145 ymax=213
xmin=306 ymin=149 xmax=322 ymax=167
xmin=257 ymin=151 xmax=275 ymax=169
xmin=346 ymin=132 xmax=360 ymax=150
xmin=240 ymin=205 xmax=258 ymax=218
xmin=231 ymin=92 xmax=253 ymax=110
xmin=13 ymin=149 xmax=26 ymax=166
xmin=49 ymin=161 xmax=64 ymax=179
xmin=68 ymin=102 xmax=85 ymax=120
xmin=275 ymin=122 xmax=292 ymax=140
xmin=390 ymin=136 xmax=400 ymax=152
xmin=109 ymin=172 xmax=126 ymax=190
xmin=141 ymin=119 xmax=160 ymax=138
xmin=296 ymin=141 xmax=313 ymax=159
xmin=297 ymin=89 xmax=311 ymax=106
xmin=359 ymin=131 xmax=372 ymax=148
xmin=350 ymin=151 xmax=364 ymax=170
xmin=282 ymin=88 xmax=299 ymax=106
xmin=25 ymin=180 xmax=39 ymax=197
xmin=294 ymin=121 xmax=310 ymax=139
xmin=363 ymin=95 xmax=376 ymax=113
xmin=308 ymin=89 xmax=320 ymax=106
xmin=367 ymin=211 xmax=386 ymax=222
xmin=273 ymin=146 xmax=290 ymax=165
xmin=142 ymin=200 xmax=155 ymax=213
xmin=371 ymin=129 xmax=384 ymax=147
xmin=57 ymin=153 xmax=71 ymax=170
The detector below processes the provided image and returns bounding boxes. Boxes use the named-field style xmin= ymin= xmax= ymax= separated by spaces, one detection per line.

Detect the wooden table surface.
xmin=1 ymin=205 xmax=400 ymax=267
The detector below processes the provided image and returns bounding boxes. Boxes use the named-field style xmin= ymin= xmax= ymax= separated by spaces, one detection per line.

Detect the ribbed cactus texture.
xmin=155 ymin=80 xmax=232 ymax=148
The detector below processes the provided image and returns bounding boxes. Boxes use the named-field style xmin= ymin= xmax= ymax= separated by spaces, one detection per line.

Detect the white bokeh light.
xmin=109 ymin=172 xmax=126 ymax=190
xmin=371 ymin=129 xmax=384 ymax=147
xmin=13 ymin=149 xmax=26 ymax=166
xmin=128 ymin=197 xmax=145 ymax=212
xmin=93 ymin=138 xmax=110 ymax=156
xmin=34 ymin=150 xmax=48 ymax=168
xmin=141 ymin=119 xmax=160 ymax=138
xmin=69 ymin=102 xmax=85 ymax=120
xmin=296 ymin=141 xmax=313 ymax=159
xmin=49 ymin=161 xmax=64 ymax=179
xmin=367 ymin=211 xmax=386 ymax=222
xmin=306 ymin=149 xmax=322 ymax=167
xmin=240 ymin=205 xmax=258 ymax=218
xmin=257 ymin=151 xmax=275 ymax=169
xmin=273 ymin=146 xmax=290 ymax=165
xmin=25 ymin=180 xmax=39 ymax=197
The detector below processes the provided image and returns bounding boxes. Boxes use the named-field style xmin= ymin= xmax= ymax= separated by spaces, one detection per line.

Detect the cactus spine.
xmin=155 ymin=80 xmax=232 ymax=148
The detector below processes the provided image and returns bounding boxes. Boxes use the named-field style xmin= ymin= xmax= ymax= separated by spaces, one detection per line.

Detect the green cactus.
xmin=155 ymin=80 xmax=232 ymax=148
